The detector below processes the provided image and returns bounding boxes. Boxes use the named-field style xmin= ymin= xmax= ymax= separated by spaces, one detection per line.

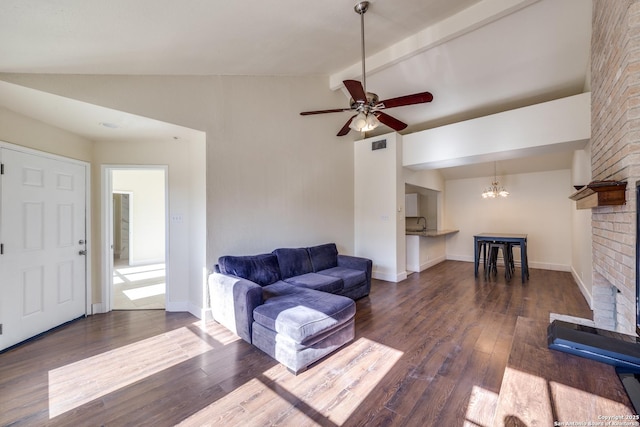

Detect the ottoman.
xmin=252 ymin=282 xmax=356 ymax=374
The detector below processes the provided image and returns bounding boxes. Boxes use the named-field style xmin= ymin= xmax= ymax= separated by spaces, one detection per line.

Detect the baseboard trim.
xmin=571 ymin=266 xmax=593 ymax=309
xmin=166 ymin=301 xmax=189 ymax=312
xmin=372 ymin=270 xmax=407 ymax=283
xmin=407 ymin=256 xmax=446 ymax=274
xmin=91 ymin=303 xmax=104 ymax=315
xmin=187 ymin=303 xmax=211 ymax=320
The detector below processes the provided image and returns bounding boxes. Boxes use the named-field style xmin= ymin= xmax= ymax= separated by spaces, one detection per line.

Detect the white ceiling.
xmin=0 ymin=0 xmax=591 ymax=179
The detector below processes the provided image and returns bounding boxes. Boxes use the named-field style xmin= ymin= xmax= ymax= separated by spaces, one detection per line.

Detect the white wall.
xmin=0 ymin=107 xmax=93 ymax=161
xmin=403 ymin=93 xmax=591 ymax=170
xmin=0 ymin=74 xmax=355 ymax=261
xmin=112 ymin=169 xmax=166 ymax=265
xmin=445 ymin=169 xmax=573 ymax=271
xmin=355 ymin=132 xmax=406 ymax=282
xmin=406 ymin=235 xmax=446 ymax=272
xmin=94 ymin=138 xmax=205 ymax=314
xmin=0 ymin=74 xmax=354 ymax=316
xmin=570 ymin=146 xmax=593 ymax=307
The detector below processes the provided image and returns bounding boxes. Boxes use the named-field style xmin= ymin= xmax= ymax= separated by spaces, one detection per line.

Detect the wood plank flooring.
xmin=0 ymin=261 xmax=608 ymax=426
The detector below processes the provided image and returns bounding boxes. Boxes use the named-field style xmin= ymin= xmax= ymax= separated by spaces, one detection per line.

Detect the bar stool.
xmin=509 ymin=241 xmax=529 ymax=280
xmin=486 ymin=242 xmax=513 ymax=280
xmin=477 ymin=240 xmax=488 ymax=273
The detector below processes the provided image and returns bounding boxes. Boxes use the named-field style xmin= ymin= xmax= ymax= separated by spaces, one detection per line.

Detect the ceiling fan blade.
xmin=378 ymin=91 xmax=433 ymax=109
xmin=376 ymin=112 xmax=407 ymax=131
xmin=300 ymin=108 xmax=352 ymax=116
xmin=337 ymin=115 xmax=356 ymax=136
xmin=343 ymin=80 xmax=367 ymax=103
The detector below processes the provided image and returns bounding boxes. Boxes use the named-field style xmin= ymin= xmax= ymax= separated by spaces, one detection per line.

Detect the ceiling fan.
xmin=300 ymin=1 xmax=434 ymax=136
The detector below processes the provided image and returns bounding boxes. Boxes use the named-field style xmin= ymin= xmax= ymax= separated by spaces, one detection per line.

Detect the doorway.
xmin=106 ymin=167 xmax=167 ymax=310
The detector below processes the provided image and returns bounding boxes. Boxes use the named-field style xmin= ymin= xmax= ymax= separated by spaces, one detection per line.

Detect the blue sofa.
xmin=208 ymin=243 xmax=372 ymax=373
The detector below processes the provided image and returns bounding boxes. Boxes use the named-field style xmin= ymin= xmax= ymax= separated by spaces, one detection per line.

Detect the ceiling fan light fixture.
xmin=349 ymin=111 xmax=379 ymax=132
xmin=299 ymin=1 xmax=433 ymax=136
xmin=365 ymin=112 xmax=379 ymax=129
xmin=349 ymin=112 xmax=367 ymax=131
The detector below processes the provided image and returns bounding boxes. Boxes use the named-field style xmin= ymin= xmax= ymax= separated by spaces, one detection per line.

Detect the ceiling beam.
xmin=329 ymin=0 xmax=541 ymax=91
xmin=402 ymin=92 xmax=590 ymax=170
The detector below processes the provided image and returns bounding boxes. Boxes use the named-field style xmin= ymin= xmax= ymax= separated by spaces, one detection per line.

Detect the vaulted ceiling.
xmin=0 ymin=0 xmax=591 ymax=179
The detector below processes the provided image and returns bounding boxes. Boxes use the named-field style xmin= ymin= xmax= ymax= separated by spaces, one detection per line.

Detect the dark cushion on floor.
xmin=284 ymin=272 xmax=343 ymax=293
xmin=307 ymin=243 xmax=339 ymax=272
xmin=254 ymin=287 xmax=355 ymax=343
xmin=218 ymin=253 xmax=281 ymax=286
xmin=318 ymin=267 xmax=366 ymax=290
xmin=273 ymin=247 xmax=313 ymax=279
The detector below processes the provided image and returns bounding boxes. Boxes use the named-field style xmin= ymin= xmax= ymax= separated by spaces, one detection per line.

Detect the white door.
xmin=0 ymin=148 xmax=87 ymax=351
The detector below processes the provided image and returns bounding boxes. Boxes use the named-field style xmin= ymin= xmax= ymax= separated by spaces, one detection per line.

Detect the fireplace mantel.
xmin=569 ymin=180 xmax=627 ymax=209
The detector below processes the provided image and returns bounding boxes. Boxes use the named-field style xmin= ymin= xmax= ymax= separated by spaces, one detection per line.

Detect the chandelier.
xmin=482 ymin=162 xmax=509 ymax=198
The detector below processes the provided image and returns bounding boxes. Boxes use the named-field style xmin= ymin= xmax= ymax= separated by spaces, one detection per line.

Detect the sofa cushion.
xmin=318 ymin=267 xmax=366 ymax=291
xmin=253 ymin=287 xmax=355 ymax=344
xmin=252 ymin=320 xmax=354 ymax=374
xmin=218 ymin=253 xmax=281 ymax=286
xmin=273 ymin=248 xmax=313 ymax=279
xmin=307 ymin=243 xmax=338 ymax=272
xmin=284 ymin=272 xmax=343 ymax=293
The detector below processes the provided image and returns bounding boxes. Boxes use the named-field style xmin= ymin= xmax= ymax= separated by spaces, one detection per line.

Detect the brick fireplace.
xmin=591 ymin=1 xmax=640 ymax=335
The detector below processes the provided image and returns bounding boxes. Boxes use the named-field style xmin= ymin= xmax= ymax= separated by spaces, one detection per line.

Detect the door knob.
xmin=78 ymin=250 xmax=87 ymax=256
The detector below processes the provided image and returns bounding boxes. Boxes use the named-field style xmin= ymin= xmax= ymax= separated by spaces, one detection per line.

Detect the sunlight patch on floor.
xmin=550 ymin=380 xmax=632 ymax=422
xmin=48 ymin=322 xmax=215 ymax=419
xmin=113 ymin=262 xmax=165 ymax=309
xmin=123 ymin=283 xmax=166 ymax=300
xmin=176 ymin=337 xmax=404 ymax=426
xmin=115 ymin=263 xmax=165 ymax=275
xmin=464 ymin=385 xmax=499 ymax=427
xmin=117 ymin=268 xmax=166 ymax=283
xmin=493 ymin=367 xmax=553 ymax=426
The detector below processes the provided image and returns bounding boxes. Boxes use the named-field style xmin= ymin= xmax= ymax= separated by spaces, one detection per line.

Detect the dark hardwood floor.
xmin=0 ymin=261 xmax=601 ymax=426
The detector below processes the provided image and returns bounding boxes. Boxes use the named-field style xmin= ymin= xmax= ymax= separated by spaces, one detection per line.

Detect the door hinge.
xmin=0 ymin=324 xmax=3 ymax=335
xmin=1 ymin=243 xmax=4 ymax=255
xmin=0 ymin=163 xmax=4 ymax=175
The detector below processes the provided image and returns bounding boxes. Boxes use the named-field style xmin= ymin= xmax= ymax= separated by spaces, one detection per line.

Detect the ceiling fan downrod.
xmin=299 ymin=0 xmax=433 ymax=136
xmin=354 ymin=1 xmax=369 ymax=99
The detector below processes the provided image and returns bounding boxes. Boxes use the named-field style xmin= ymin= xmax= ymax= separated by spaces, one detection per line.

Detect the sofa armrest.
xmin=337 ymin=254 xmax=373 ymax=286
xmin=208 ymin=272 xmax=263 ymax=343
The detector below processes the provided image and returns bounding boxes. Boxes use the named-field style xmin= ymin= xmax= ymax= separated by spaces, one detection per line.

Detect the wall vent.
xmin=371 ymin=139 xmax=387 ymax=151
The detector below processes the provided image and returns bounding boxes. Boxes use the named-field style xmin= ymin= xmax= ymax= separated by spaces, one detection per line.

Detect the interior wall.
xmin=355 ymin=132 xmax=406 ymax=282
xmin=112 ymin=169 xmax=166 ymax=265
xmin=0 ymin=100 xmax=206 ymax=316
xmin=444 ymin=169 xmax=573 ymax=270
xmin=93 ymin=138 xmax=205 ymax=313
xmin=570 ymin=146 xmax=593 ymax=306
xmin=0 ymin=107 xmax=93 ymax=161
xmin=0 ymin=74 xmax=355 ymax=273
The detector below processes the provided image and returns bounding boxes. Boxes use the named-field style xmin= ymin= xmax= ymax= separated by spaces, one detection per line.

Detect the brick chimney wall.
xmin=591 ymin=0 xmax=640 ymax=334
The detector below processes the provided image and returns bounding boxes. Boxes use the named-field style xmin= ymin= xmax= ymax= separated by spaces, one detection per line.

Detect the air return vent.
xmin=371 ymin=139 xmax=386 ymax=151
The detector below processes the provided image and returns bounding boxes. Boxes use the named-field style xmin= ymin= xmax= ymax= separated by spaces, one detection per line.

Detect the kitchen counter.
xmin=405 ymin=230 xmax=458 ymax=272
xmin=406 ymin=229 xmax=459 ymax=237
